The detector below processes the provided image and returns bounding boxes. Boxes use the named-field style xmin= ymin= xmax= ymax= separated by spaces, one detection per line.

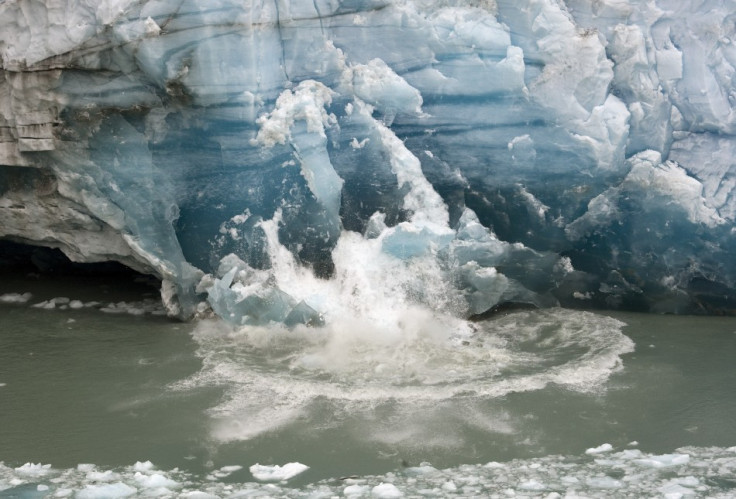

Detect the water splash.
xmin=176 ymin=309 xmax=633 ymax=442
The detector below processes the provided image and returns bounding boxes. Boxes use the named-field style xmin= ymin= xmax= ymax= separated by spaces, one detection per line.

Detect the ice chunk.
xmin=346 ymin=59 xmax=423 ymax=116
xmin=77 ymin=482 xmax=137 ymax=498
xmin=371 ymin=482 xmax=403 ymax=498
xmin=132 ymin=461 xmax=155 ymax=472
xmin=345 ymin=484 xmax=370 ymax=496
xmin=586 ymin=443 xmax=613 ymax=455
xmin=14 ymin=463 xmax=52 ymax=477
xmin=0 ymin=292 xmax=32 ymax=304
xmin=133 ymin=472 xmax=179 ymax=489
xmin=634 ymin=453 xmax=690 ymax=468
xmin=249 ymin=462 xmax=309 ymax=481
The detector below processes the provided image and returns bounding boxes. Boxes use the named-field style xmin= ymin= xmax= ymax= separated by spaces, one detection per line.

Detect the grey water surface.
xmin=1 ymin=274 xmax=735 ymax=495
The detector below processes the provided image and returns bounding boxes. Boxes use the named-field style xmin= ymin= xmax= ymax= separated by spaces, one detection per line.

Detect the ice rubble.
xmin=1 ymin=0 xmax=736 ymax=321
xmin=3 ymin=446 xmax=736 ymax=497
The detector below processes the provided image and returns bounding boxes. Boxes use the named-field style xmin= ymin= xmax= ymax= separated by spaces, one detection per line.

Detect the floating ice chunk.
xmin=344 ymin=484 xmax=370 ymax=497
xmin=0 ymin=292 xmax=32 ymax=304
xmin=441 ymin=480 xmax=457 ymax=491
xmin=132 ymin=461 xmax=155 ymax=472
xmin=587 ymin=476 xmax=622 ymax=489
xmin=586 ymin=443 xmax=613 ymax=455
xmin=404 ymin=464 xmax=438 ymax=476
xmin=371 ymin=482 xmax=403 ymax=498
xmin=218 ymin=465 xmax=242 ymax=474
xmin=206 ymin=465 xmax=244 ymax=480
xmin=133 ymin=471 xmax=179 ymax=489
xmin=249 ymin=462 xmax=309 ymax=481
xmin=519 ymin=479 xmax=546 ymax=490
xmin=634 ymin=453 xmax=690 ymax=468
xmin=86 ymin=470 xmax=120 ymax=482
xmin=32 ymin=300 xmax=56 ymax=310
xmin=77 ymin=482 xmax=137 ymax=498
xmin=179 ymin=492 xmax=218 ymax=499
xmin=14 ymin=463 xmax=52 ymax=477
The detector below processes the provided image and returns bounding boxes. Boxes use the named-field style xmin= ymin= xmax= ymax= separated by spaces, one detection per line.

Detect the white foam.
xmin=177 ymin=309 xmax=633 ymax=443
xmin=249 ymin=462 xmax=309 ymax=481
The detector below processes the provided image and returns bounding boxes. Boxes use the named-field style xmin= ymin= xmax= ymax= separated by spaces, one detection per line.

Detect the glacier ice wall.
xmin=1 ymin=0 xmax=735 ymax=319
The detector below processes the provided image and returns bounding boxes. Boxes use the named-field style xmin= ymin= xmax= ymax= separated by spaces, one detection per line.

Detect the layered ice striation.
xmin=1 ymin=0 xmax=736 ymax=320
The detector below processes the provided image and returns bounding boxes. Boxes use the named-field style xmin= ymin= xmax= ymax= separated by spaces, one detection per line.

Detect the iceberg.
xmin=1 ymin=0 xmax=735 ymax=320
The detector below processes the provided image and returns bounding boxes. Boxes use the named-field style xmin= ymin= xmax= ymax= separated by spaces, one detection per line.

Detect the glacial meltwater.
xmin=1 ymin=274 xmax=735 ymax=498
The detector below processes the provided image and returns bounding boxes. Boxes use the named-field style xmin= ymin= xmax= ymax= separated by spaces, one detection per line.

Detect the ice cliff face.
xmin=1 ymin=0 xmax=735 ymax=320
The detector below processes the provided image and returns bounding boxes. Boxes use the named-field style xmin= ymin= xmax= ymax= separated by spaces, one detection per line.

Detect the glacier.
xmin=1 ymin=0 xmax=735 ymax=322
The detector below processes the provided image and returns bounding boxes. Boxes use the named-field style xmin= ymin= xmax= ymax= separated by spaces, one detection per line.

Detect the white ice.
xmin=248 ymin=462 xmax=309 ymax=482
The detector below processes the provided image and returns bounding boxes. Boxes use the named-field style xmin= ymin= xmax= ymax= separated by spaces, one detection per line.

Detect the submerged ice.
xmin=2 ymin=0 xmax=736 ymax=320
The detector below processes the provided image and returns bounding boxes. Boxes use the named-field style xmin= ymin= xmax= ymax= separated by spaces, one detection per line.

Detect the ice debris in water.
xmin=3 ymin=447 xmax=736 ymax=497
xmin=0 ymin=292 xmax=32 ymax=304
xmin=586 ymin=442 xmax=614 ymax=454
xmin=2 ymin=0 xmax=736 ymax=320
xmin=22 ymin=295 xmax=166 ymax=316
xmin=371 ymin=482 xmax=403 ymax=498
xmin=205 ymin=465 xmax=243 ymax=481
xmin=249 ymin=462 xmax=309 ymax=482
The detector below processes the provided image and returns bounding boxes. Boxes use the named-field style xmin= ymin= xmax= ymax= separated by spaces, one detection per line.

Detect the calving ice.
xmin=1 ymin=0 xmax=735 ymax=325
